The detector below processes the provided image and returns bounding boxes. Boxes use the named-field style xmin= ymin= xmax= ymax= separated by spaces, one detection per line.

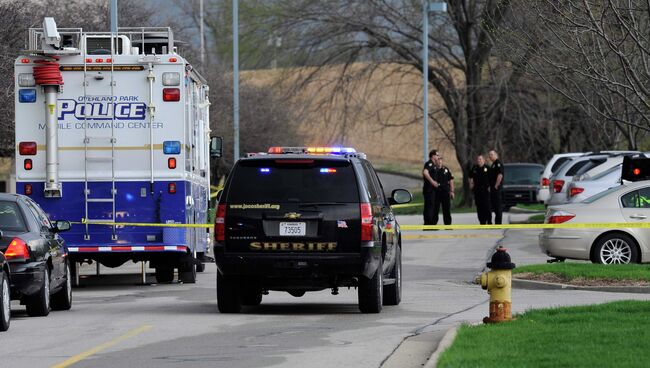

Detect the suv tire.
xmin=383 ymin=246 xmax=402 ymax=306
xmin=26 ymin=267 xmax=50 ymax=317
xmin=217 ymin=272 xmax=241 ymax=313
xmin=51 ymin=261 xmax=73 ymax=310
xmin=358 ymin=257 xmax=383 ymax=313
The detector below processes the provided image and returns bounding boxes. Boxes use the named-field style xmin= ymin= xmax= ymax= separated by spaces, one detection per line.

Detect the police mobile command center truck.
xmin=14 ymin=18 xmax=221 ymax=284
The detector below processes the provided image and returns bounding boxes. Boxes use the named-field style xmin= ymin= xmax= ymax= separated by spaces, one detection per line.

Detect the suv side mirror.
xmin=53 ymin=220 xmax=71 ymax=233
xmin=390 ymin=189 xmax=412 ymax=205
xmin=210 ymin=136 xmax=223 ymax=158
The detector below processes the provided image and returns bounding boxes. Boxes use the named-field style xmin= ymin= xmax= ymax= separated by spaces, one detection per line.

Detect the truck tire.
xmin=179 ymin=264 xmax=197 ymax=284
xmin=1 ymin=271 xmax=10 ymax=331
xmin=383 ymin=246 xmax=402 ymax=306
xmin=26 ymin=267 xmax=51 ymax=317
xmin=217 ymin=272 xmax=241 ymax=313
xmin=51 ymin=261 xmax=73 ymax=311
xmin=358 ymin=257 xmax=383 ymax=313
xmin=155 ymin=267 xmax=174 ymax=283
xmin=196 ymin=252 xmax=206 ymax=273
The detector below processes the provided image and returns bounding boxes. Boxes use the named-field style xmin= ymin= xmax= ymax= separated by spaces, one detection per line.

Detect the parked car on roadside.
xmin=540 ymin=178 xmax=650 ymax=264
xmin=501 ymin=163 xmax=543 ymax=210
xmin=0 ymin=249 xmax=9 ymax=331
xmin=538 ymin=153 xmax=583 ymax=204
xmin=0 ymin=193 xmax=72 ymax=316
xmin=547 ymin=155 xmax=610 ymax=205
xmin=568 ymin=164 xmax=622 ymax=203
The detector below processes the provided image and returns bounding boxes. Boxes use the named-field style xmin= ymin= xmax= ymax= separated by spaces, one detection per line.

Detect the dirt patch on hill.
xmin=514 ymin=272 xmax=650 ymax=287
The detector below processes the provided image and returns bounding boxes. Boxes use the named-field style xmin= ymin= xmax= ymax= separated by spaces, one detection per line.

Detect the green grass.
xmin=526 ymin=214 xmax=546 ymax=223
xmin=514 ymin=203 xmax=546 ymax=211
xmin=392 ymin=191 xmax=475 ymax=215
xmin=513 ymin=263 xmax=650 ymax=282
xmin=438 ymin=300 xmax=650 ymax=368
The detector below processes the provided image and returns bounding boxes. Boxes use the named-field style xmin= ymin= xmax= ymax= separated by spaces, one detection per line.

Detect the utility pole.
xmin=200 ymin=0 xmax=205 ymax=66
xmin=233 ymin=0 xmax=240 ymax=161
xmin=422 ymin=1 xmax=447 ymax=163
xmin=110 ymin=0 xmax=118 ymax=33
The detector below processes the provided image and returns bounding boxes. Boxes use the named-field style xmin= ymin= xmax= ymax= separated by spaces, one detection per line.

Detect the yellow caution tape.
xmin=401 ymin=222 xmax=650 ymax=230
xmin=391 ymin=203 xmax=422 ymax=209
xmin=403 ymin=233 xmax=502 ymax=240
xmin=74 ymin=220 xmax=213 ymax=228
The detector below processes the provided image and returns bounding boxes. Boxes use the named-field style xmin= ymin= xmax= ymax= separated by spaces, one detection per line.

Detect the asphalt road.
xmin=2 ymin=213 xmax=649 ymax=368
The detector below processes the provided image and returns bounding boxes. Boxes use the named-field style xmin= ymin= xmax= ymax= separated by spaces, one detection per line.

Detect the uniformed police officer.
xmin=422 ymin=150 xmax=439 ymax=225
xmin=488 ymin=150 xmax=504 ymax=225
xmin=469 ymin=155 xmax=491 ymax=225
xmin=433 ymin=156 xmax=454 ymax=225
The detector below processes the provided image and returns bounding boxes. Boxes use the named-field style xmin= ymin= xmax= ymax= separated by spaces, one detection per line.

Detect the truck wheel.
xmin=0 ymin=271 xmax=10 ymax=331
xmin=217 ymin=272 xmax=241 ymax=313
xmin=179 ymin=264 xmax=197 ymax=284
xmin=26 ymin=267 xmax=51 ymax=317
xmin=383 ymin=246 xmax=402 ymax=306
xmin=155 ymin=267 xmax=174 ymax=283
xmin=358 ymin=257 xmax=383 ymax=313
xmin=69 ymin=261 xmax=79 ymax=287
xmin=51 ymin=261 xmax=73 ymax=311
xmin=196 ymin=252 xmax=206 ymax=273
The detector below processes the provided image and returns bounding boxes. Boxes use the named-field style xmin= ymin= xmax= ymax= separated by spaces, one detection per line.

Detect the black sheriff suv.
xmin=213 ymin=147 xmax=412 ymax=313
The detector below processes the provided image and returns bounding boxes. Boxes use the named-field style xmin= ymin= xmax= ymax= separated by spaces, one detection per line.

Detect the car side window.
xmin=361 ymin=161 xmax=384 ymax=204
xmin=24 ymin=199 xmax=51 ymax=228
xmin=625 ymin=187 xmax=650 ymax=208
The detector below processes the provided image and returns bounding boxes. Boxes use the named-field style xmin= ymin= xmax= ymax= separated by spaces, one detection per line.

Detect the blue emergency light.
xmin=19 ymin=89 xmax=36 ymax=103
xmin=163 ymin=141 xmax=181 ymax=154
xmin=320 ymin=168 xmax=337 ymax=173
xmin=259 ymin=168 xmax=271 ymax=174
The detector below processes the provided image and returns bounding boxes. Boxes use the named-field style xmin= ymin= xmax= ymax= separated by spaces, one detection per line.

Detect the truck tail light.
xmin=168 ymin=158 xmax=177 ymax=169
xmin=547 ymin=211 xmax=576 ymax=224
xmin=552 ymin=180 xmax=564 ymax=193
xmin=19 ymin=142 xmax=37 ymax=155
xmin=24 ymin=159 xmax=32 ymax=170
xmin=569 ymin=187 xmax=584 ymax=197
xmin=163 ymin=88 xmax=180 ymax=101
xmin=168 ymin=182 xmax=177 ymax=194
xmin=5 ymin=238 xmax=30 ymax=260
xmin=215 ymin=204 xmax=226 ymax=242
xmin=541 ymin=177 xmax=550 ymax=188
xmin=24 ymin=184 xmax=33 ymax=195
xmin=360 ymin=203 xmax=373 ymax=242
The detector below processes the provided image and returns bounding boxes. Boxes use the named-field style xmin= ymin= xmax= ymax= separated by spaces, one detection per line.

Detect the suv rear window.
xmin=228 ymin=159 xmax=360 ymax=203
xmin=551 ymin=157 xmax=571 ymax=173
xmin=566 ymin=160 xmax=591 ymax=176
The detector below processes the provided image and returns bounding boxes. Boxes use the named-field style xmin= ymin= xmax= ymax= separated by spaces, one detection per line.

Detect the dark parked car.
xmin=214 ymin=147 xmax=412 ymax=313
xmin=0 ymin=193 xmax=72 ymax=316
xmin=501 ymin=163 xmax=544 ymax=210
xmin=1 ymin=249 xmax=9 ymax=331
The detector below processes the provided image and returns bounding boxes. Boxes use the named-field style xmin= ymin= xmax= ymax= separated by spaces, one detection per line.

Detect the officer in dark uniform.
xmin=488 ymin=150 xmax=504 ymax=224
xmin=433 ymin=156 xmax=454 ymax=225
xmin=469 ymin=155 xmax=491 ymax=224
xmin=422 ymin=150 xmax=439 ymax=225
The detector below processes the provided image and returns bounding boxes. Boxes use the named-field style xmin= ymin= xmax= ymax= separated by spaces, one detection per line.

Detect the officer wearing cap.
xmin=469 ymin=154 xmax=491 ymax=225
xmin=488 ymin=150 xmax=504 ymax=224
xmin=433 ymin=156 xmax=454 ymax=225
xmin=422 ymin=150 xmax=439 ymax=225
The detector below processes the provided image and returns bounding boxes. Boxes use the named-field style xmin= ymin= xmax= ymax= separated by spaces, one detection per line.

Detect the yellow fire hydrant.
xmin=476 ymin=247 xmax=516 ymax=323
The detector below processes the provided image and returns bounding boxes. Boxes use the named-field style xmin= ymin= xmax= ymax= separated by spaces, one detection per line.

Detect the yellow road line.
xmin=50 ymin=325 xmax=152 ymax=368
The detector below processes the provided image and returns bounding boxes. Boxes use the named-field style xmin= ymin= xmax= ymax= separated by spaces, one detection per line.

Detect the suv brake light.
xmin=215 ymin=204 xmax=226 ymax=242
xmin=5 ymin=238 xmax=30 ymax=260
xmin=569 ymin=187 xmax=584 ymax=197
xmin=541 ymin=177 xmax=550 ymax=187
xmin=552 ymin=179 xmax=565 ymax=193
xmin=547 ymin=211 xmax=576 ymax=224
xmin=360 ymin=203 xmax=373 ymax=241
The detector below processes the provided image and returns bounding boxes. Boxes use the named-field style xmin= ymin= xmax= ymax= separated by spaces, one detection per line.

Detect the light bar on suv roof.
xmin=268 ymin=146 xmax=357 ymax=155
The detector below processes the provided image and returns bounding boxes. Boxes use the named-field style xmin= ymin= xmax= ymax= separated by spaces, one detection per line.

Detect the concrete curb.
xmin=512 ymin=278 xmax=650 ymax=294
xmin=423 ymin=326 xmax=459 ymax=368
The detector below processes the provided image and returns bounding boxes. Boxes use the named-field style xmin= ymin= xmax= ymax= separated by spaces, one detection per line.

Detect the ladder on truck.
xmin=82 ymin=33 xmax=117 ymax=241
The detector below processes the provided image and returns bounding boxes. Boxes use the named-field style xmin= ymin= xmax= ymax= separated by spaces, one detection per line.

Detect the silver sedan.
xmin=539 ymin=180 xmax=650 ymax=264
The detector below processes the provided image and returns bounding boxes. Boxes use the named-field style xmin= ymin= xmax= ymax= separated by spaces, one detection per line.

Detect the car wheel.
xmin=26 ymin=267 xmax=51 ymax=317
xmin=155 ymin=267 xmax=175 ymax=283
xmin=0 ymin=271 xmax=10 ymax=331
xmin=358 ymin=257 xmax=383 ymax=314
xmin=592 ymin=233 xmax=639 ymax=265
xmin=383 ymin=246 xmax=402 ymax=306
xmin=51 ymin=261 xmax=73 ymax=311
xmin=179 ymin=264 xmax=197 ymax=284
xmin=217 ymin=272 xmax=241 ymax=313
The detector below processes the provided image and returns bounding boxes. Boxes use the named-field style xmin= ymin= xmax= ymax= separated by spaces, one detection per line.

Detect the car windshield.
xmin=228 ymin=159 xmax=360 ymax=203
xmin=504 ymin=166 xmax=542 ymax=185
xmin=582 ymin=185 xmax=622 ymax=204
xmin=0 ymin=201 xmax=27 ymax=232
